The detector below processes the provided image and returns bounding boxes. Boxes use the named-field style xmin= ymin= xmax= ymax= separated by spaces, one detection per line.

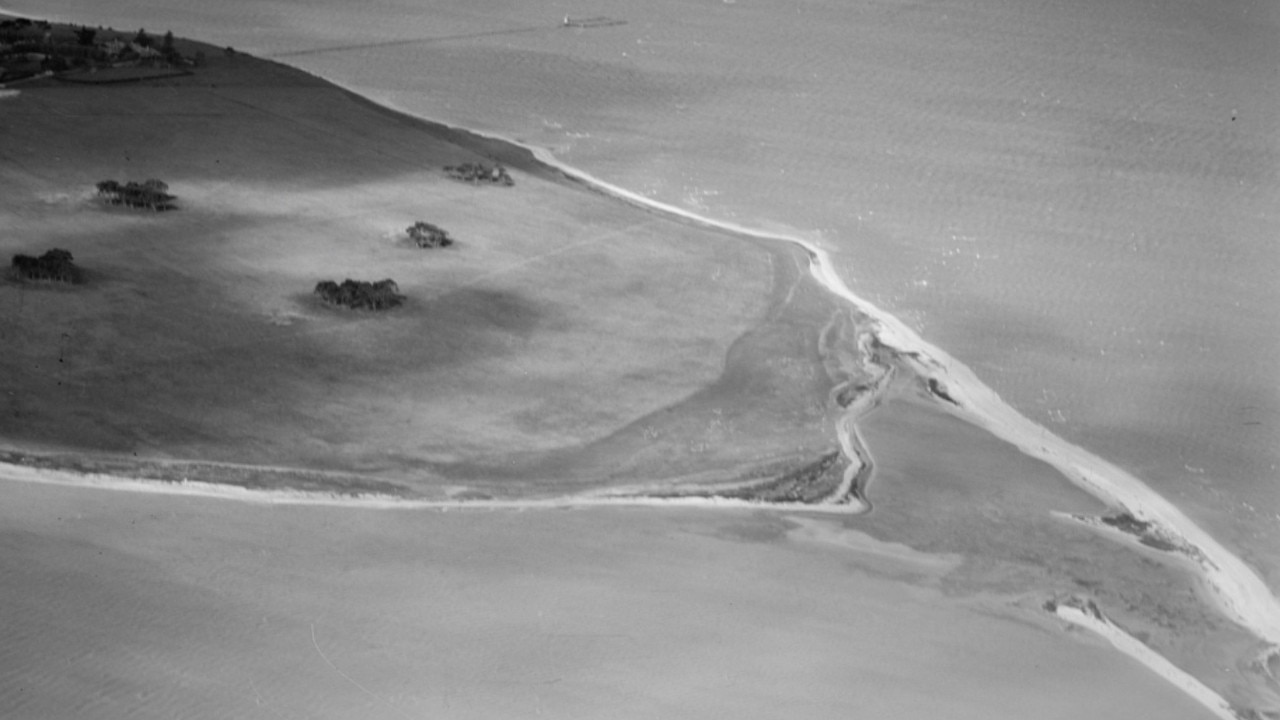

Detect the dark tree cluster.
xmin=74 ymin=26 xmax=97 ymax=46
xmin=1 ymin=22 xmax=190 ymax=81
xmin=10 ymin=248 xmax=84 ymax=284
xmin=407 ymin=221 xmax=453 ymax=248
xmin=444 ymin=163 xmax=513 ymax=186
xmin=0 ymin=18 xmax=51 ymax=35
xmin=314 ymin=278 xmax=405 ymax=311
xmin=96 ymin=179 xmax=176 ymax=211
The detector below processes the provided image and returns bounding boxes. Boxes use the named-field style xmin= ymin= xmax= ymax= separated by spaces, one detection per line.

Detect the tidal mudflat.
xmin=0 ymin=479 xmax=1221 ymax=720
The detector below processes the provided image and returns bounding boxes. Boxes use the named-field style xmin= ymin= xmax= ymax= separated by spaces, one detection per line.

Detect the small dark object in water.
xmin=927 ymin=378 xmax=958 ymax=405
xmin=1100 ymin=512 xmax=1181 ymax=552
xmin=1101 ymin=512 xmax=1152 ymax=535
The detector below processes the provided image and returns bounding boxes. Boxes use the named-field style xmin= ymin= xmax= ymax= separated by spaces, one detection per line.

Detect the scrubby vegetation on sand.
xmin=96 ymin=179 xmax=177 ymax=211
xmin=314 ymin=278 xmax=405 ymax=310
xmin=407 ymin=221 xmax=453 ymax=248
xmin=10 ymin=248 xmax=84 ymax=284
xmin=444 ymin=162 xmax=513 ymax=186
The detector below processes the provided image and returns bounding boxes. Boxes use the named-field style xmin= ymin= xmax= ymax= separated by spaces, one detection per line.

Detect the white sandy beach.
xmin=501 ymin=141 xmax=1280 ymax=648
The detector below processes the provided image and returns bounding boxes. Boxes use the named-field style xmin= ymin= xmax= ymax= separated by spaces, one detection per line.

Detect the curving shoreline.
xmin=0 ymin=462 xmax=864 ymax=514
xmin=1049 ymin=598 xmax=1241 ymax=720
xmin=493 ymin=135 xmax=1280 ymax=650
xmin=8 ymin=10 xmax=1280 ymax=640
xmin=3 ymin=15 xmax=1277 ymax=713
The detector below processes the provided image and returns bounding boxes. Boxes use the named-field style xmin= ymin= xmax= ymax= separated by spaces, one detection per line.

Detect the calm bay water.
xmin=6 ymin=0 xmax=1277 ymax=588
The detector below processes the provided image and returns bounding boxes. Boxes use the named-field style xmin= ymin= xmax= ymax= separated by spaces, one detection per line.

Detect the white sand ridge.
xmin=1050 ymin=597 xmax=1241 ymax=720
xmin=498 ymin=137 xmax=1280 ymax=652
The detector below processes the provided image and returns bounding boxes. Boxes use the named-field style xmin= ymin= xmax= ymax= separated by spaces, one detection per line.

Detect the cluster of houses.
xmin=0 ymin=17 xmax=192 ymax=83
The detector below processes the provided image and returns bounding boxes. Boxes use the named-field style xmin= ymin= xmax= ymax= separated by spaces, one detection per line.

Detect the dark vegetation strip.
xmin=55 ymin=68 xmax=192 ymax=84
xmin=0 ymin=450 xmax=418 ymax=497
xmin=639 ymin=450 xmax=855 ymax=506
xmin=1101 ymin=512 xmax=1182 ymax=552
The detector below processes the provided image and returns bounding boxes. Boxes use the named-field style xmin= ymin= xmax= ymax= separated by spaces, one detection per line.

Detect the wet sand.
xmin=0 ymin=479 xmax=1221 ymax=720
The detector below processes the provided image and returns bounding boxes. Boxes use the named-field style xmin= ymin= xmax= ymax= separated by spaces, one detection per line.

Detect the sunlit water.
xmin=5 ymin=0 xmax=1277 ymax=592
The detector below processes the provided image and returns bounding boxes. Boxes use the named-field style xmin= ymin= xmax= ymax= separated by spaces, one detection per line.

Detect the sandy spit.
xmin=490 ymin=140 xmax=1280 ymax=651
xmin=1054 ymin=602 xmax=1239 ymax=720
xmin=0 ymin=462 xmax=862 ymax=514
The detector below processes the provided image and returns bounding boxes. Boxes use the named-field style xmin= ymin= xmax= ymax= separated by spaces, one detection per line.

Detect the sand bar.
xmin=489 ymin=133 xmax=1280 ymax=649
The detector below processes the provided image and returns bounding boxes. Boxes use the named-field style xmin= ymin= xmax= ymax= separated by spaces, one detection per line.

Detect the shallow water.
xmin=0 ymin=480 xmax=1221 ymax=720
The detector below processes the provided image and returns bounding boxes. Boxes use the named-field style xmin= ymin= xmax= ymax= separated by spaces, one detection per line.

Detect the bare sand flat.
xmin=853 ymin=384 xmax=1271 ymax=707
xmin=0 ymin=480 xmax=1220 ymax=720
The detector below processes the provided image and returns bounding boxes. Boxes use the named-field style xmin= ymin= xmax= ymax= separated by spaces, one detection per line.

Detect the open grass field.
xmin=0 ymin=37 xmax=847 ymax=496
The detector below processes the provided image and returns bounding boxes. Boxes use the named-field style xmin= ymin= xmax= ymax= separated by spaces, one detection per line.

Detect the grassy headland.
xmin=0 ymin=21 xmax=849 ymax=498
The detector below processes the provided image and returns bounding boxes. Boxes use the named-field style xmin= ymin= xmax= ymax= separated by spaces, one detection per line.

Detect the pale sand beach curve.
xmin=494 ymin=135 xmax=1280 ymax=650
xmin=1051 ymin=598 xmax=1239 ymax=720
xmin=2 ymin=8 xmax=1276 ymax=719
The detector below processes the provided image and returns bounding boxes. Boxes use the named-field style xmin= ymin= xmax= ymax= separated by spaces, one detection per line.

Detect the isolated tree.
xmin=314 ymin=278 xmax=404 ymax=310
xmin=407 ymin=221 xmax=453 ymax=248
xmin=11 ymin=248 xmax=84 ymax=284
xmin=74 ymin=26 xmax=96 ymax=46
xmin=444 ymin=162 xmax=513 ymax=187
xmin=95 ymin=178 xmax=177 ymax=211
xmin=161 ymin=30 xmax=175 ymax=55
xmin=133 ymin=28 xmax=151 ymax=47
